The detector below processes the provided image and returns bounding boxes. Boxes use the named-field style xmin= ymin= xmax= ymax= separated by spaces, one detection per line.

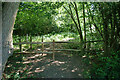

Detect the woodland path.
xmin=4 ymin=51 xmax=88 ymax=78
xmin=4 ymin=40 xmax=88 ymax=78
xmin=26 ymin=52 xmax=85 ymax=78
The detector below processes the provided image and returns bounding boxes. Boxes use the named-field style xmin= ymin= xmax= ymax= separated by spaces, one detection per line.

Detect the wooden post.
xmin=42 ymin=36 xmax=44 ymax=55
xmin=19 ymin=37 xmax=22 ymax=52
xmin=30 ymin=35 xmax=32 ymax=49
xmin=53 ymin=40 xmax=55 ymax=60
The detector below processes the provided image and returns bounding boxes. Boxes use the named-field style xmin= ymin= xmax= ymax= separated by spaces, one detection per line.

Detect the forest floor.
xmin=26 ymin=52 xmax=86 ymax=78
xmin=3 ymin=49 xmax=90 ymax=78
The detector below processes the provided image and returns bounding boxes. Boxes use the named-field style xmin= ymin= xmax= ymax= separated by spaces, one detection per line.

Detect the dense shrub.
xmin=89 ymin=50 xmax=120 ymax=79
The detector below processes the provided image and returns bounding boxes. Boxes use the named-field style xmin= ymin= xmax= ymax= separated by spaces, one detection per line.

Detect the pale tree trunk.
xmin=2 ymin=2 xmax=19 ymax=76
xmin=0 ymin=2 xmax=2 ymax=79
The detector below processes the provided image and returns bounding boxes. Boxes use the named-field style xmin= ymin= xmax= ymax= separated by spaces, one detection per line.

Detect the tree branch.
xmin=73 ymin=2 xmax=83 ymax=41
xmin=88 ymin=5 xmax=104 ymax=41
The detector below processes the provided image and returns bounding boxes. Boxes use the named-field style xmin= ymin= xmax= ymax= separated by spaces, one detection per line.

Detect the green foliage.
xmin=89 ymin=51 xmax=120 ymax=79
xmin=14 ymin=2 xmax=63 ymax=36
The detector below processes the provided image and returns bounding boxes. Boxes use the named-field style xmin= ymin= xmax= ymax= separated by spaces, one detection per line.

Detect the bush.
xmin=90 ymin=50 xmax=120 ymax=79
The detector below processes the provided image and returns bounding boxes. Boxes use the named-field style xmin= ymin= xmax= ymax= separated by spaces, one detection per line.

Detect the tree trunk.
xmin=2 ymin=2 xmax=19 ymax=73
xmin=0 ymin=2 xmax=2 ymax=79
xmin=63 ymin=4 xmax=83 ymax=42
xmin=100 ymin=3 xmax=109 ymax=56
xmin=74 ymin=2 xmax=83 ymax=41
xmin=83 ymin=3 xmax=86 ymax=48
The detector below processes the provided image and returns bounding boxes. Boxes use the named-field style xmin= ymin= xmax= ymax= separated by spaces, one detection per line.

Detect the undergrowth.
xmin=83 ymin=50 xmax=120 ymax=79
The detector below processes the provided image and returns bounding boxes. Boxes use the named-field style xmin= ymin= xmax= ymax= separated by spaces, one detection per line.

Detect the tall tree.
xmin=2 ymin=2 xmax=19 ymax=73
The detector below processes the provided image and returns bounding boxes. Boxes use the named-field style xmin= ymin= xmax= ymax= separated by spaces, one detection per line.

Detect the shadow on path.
xmin=4 ymin=52 xmax=86 ymax=78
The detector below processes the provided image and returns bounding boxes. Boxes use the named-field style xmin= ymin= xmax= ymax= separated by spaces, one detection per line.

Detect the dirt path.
xmin=24 ymin=52 xmax=85 ymax=78
xmin=4 ymin=51 xmax=88 ymax=78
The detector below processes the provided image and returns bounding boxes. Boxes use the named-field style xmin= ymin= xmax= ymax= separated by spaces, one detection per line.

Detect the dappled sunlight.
xmin=78 ymin=74 xmax=82 ymax=76
xmin=16 ymin=61 xmax=21 ymax=63
xmin=7 ymin=64 xmax=12 ymax=68
xmin=50 ymin=60 xmax=65 ymax=66
xmin=23 ymin=57 xmax=47 ymax=64
xmin=71 ymin=68 xmax=79 ymax=73
xmin=27 ymin=54 xmax=47 ymax=60
xmin=27 ymin=71 xmax=33 ymax=74
xmin=71 ymin=70 xmax=75 ymax=72
xmin=3 ymin=48 xmax=87 ymax=78
xmin=23 ymin=60 xmax=34 ymax=64
xmin=27 ymin=54 xmax=40 ymax=59
xmin=37 ymin=49 xmax=41 ymax=51
xmin=35 ymin=67 xmax=45 ymax=73
xmin=52 ymin=61 xmax=65 ymax=64
xmin=61 ymin=68 xmax=67 ymax=71
xmin=10 ymin=52 xmax=84 ymax=78
xmin=82 ymin=55 xmax=86 ymax=58
xmin=45 ymin=48 xmax=50 ymax=49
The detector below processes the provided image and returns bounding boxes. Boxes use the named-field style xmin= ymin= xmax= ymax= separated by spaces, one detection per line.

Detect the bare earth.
xmin=25 ymin=52 xmax=85 ymax=78
xmin=4 ymin=52 xmax=88 ymax=78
